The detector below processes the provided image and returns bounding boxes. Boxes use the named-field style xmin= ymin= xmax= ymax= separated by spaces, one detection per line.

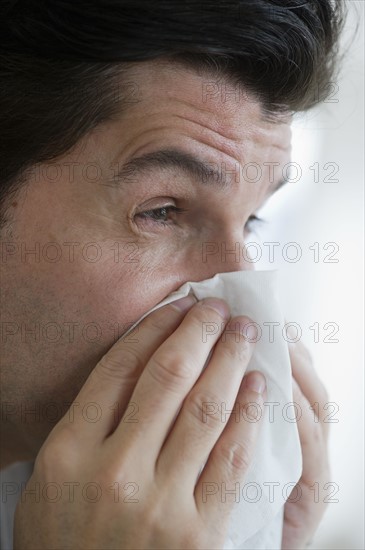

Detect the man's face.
xmin=0 ymin=60 xmax=291 ymax=461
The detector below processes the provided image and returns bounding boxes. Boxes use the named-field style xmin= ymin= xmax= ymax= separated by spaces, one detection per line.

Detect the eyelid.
xmin=246 ymin=214 xmax=265 ymax=225
xmin=134 ymin=205 xmax=266 ymax=230
xmin=134 ymin=205 xmax=186 ymax=226
xmin=134 ymin=196 xmax=178 ymax=212
xmin=244 ymin=214 xmax=266 ymax=236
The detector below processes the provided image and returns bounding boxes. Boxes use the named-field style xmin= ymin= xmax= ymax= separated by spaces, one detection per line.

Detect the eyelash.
xmin=136 ymin=205 xmax=186 ymax=226
xmin=135 ymin=205 xmax=265 ymax=230
xmin=246 ymin=214 xmax=265 ymax=232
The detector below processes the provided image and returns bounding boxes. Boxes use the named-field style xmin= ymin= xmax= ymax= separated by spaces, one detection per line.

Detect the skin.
xmin=0 ymin=60 xmax=330 ymax=548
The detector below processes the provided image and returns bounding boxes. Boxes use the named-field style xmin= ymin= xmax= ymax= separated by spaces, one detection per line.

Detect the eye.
xmin=134 ymin=206 xmax=265 ymax=231
xmin=135 ymin=205 xmax=186 ymax=226
xmin=244 ymin=214 xmax=265 ymax=233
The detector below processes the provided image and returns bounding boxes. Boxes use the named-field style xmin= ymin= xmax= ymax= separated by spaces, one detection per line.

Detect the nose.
xmin=187 ymin=233 xmax=255 ymax=283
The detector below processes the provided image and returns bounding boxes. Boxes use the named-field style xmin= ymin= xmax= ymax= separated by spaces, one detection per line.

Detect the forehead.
xmin=115 ymin=59 xmax=292 ymax=167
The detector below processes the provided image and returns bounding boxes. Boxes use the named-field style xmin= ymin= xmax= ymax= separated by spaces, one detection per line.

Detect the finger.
xmin=282 ymin=379 xmax=331 ymax=550
xmin=112 ymin=298 xmax=230 ymax=460
xmin=56 ymin=295 xmax=197 ymax=441
xmin=288 ymin=339 xmax=329 ymax=424
xmin=194 ymin=371 xmax=266 ymax=525
xmin=292 ymin=377 xmax=329 ymax=483
xmin=156 ymin=317 xmax=256 ymax=483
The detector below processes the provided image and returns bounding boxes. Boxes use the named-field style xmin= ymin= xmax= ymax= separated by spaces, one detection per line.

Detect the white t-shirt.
xmin=0 ymin=462 xmax=34 ymax=550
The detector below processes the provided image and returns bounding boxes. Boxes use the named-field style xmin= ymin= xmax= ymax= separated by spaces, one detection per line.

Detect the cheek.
xmin=1 ymin=250 xmax=180 ymax=401
xmin=64 ymin=241 xmax=185 ymax=334
xmin=101 ymin=260 xmax=187 ymax=326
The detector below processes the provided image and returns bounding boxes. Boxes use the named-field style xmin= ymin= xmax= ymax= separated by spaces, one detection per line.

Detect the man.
xmin=0 ymin=1 xmax=344 ymax=548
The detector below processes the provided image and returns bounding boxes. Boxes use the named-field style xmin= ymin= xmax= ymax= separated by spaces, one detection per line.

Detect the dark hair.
xmin=0 ymin=0 xmax=346 ymax=225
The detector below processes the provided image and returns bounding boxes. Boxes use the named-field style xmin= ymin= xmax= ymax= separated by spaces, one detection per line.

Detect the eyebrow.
xmin=112 ymin=148 xmax=288 ymax=193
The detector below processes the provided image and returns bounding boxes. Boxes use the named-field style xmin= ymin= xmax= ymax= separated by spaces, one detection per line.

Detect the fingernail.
xmin=170 ymin=294 xmax=197 ymax=312
xmin=201 ymin=298 xmax=230 ymax=319
xmin=245 ymin=372 xmax=266 ymax=394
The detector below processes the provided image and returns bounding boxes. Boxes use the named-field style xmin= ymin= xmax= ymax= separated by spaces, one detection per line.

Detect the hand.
xmin=282 ymin=339 xmax=331 ymax=549
xmin=14 ymin=296 xmax=266 ymax=550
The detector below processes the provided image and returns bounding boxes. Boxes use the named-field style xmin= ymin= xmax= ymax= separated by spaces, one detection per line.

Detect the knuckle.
xmin=147 ymin=309 xmax=173 ymax=332
xmin=97 ymin=347 xmax=143 ymax=383
xmin=148 ymin=349 xmax=195 ymax=390
xmin=241 ymin=400 xmax=262 ymax=422
xmin=35 ymin=425 xmax=76 ymax=478
xmin=220 ymin=332 xmax=252 ymax=363
xmin=193 ymin=302 xmax=225 ymax=329
xmin=185 ymin=389 xmax=222 ymax=428
xmin=94 ymin=461 xmax=131 ymax=490
xmin=312 ymin=420 xmax=325 ymax=446
xmin=217 ymin=439 xmax=252 ymax=472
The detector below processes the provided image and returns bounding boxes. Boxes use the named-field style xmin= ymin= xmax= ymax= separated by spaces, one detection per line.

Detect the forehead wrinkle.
xmin=112 ymin=112 xmax=246 ymax=172
xmin=126 ymin=93 xmax=256 ymax=147
xmin=151 ymin=88 xmax=283 ymax=141
xmin=110 ymin=124 xmax=177 ymax=165
xmin=166 ymin=99 xmax=249 ymax=138
xmin=184 ymin=135 xmax=247 ymax=172
xmin=120 ymin=60 xmax=292 ymax=146
xmin=109 ymin=86 xmax=292 ymax=192
xmin=246 ymin=130 xmax=291 ymax=152
xmin=162 ymin=110 xmax=257 ymax=166
xmin=171 ymin=107 xmax=291 ymax=160
xmin=172 ymin=112 xmax=246 ymax=155
xmin=118 ymin=95 xmax=291 ymax=163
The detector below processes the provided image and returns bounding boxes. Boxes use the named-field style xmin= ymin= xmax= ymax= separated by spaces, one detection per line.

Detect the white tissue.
xmin=124 ymin=270 xmax=302 ymax=549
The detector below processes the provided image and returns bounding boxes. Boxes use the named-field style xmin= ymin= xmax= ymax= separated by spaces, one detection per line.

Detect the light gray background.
xmin=255 ymin=2 xmax=364 ymax=547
